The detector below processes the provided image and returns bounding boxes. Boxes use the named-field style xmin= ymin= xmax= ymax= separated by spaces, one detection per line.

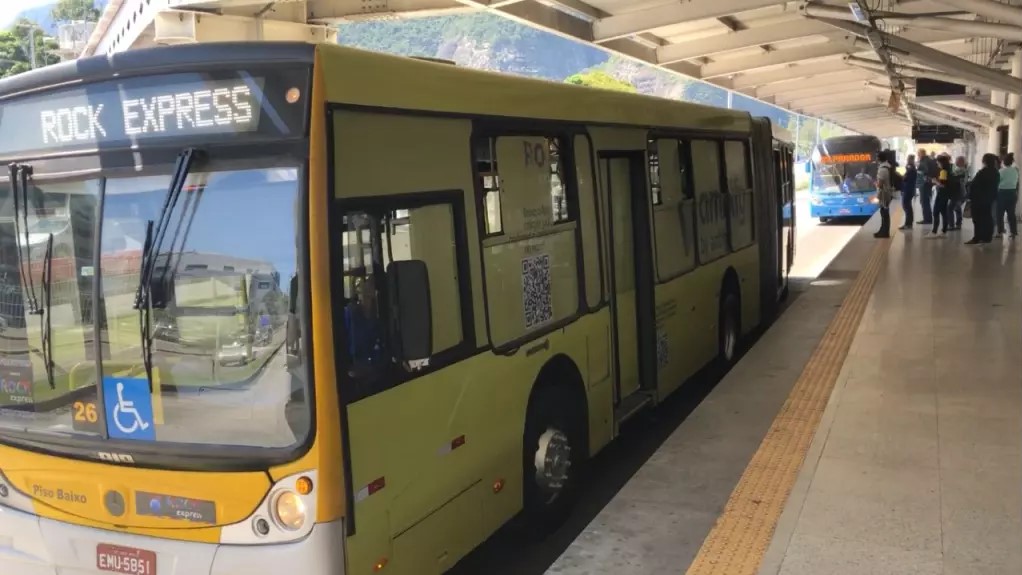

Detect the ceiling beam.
xmin=802 ymin=2 xmax=1022 ymax=41
xmin=700 ymin=35 xmax=859 ymax=78
xmin=823 ymin=107 xmax=896 ymax=117
xmin=657 ymin=19 xmax=834 ymax=63
xmin=731 ymin=60 xmax=867 ymax=88
xmin=701 ymin=25 xmax=966 ymax=79
xmin=913 ymin=100 xmax=990 ymax=124
xmin=754 ymin=69 xmax=879 ymax=97
xmin=912 ymin=106 xmax=985 ymax=130
xmin=934 ymin=0 xmax=1022 ymax=28
xmin=592 ymin=0 xmax=784 ymax=42
xmin=934 ymin=94 xmax=1016 ymax=118
xmin=809 ymin=15 xmax=1022 ymax=93
xmin=803 ymin=99 xmax=887 ymax=113
xmin=780 ymin=89 xmax=881 ymax=108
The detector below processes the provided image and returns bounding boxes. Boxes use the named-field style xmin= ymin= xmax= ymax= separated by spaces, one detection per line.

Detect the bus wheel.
xmin=819 ymin=216 xmax=831 ymax=223
xmin=719 ymin=289 xmax=741 ymax=367
xmin=522 ymin=385 xmax=582 ymax=538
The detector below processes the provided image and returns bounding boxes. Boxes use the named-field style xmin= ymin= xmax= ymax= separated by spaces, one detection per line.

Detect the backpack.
xmin=890 ymin=168 xmax=903 ymax=191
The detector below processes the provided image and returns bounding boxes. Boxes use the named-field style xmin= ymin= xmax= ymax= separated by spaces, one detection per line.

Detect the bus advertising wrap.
xmin=0 ymin=67 xmax=309 ymax=159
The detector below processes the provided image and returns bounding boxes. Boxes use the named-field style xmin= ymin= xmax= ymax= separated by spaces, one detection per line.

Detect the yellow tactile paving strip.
xmin=685 ymin=238 xmax=892 ymax=575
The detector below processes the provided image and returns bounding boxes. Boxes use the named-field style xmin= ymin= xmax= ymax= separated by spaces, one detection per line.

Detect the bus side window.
xmin=339 ymin=203 xmax=466 ymax=399
xmin=691 ymin=140 xmax=729 ymax=262
xmin=480 ymin=135 xmax=580 ymax=348
xmin=648 ymin=138 xmax=696 ymax=280
xmin=724 ymin=140 xmax=755 ymax=249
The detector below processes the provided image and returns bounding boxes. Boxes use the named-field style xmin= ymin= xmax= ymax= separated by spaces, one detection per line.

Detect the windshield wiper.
xmin=134 ymin=148 xmax=203 ymax=388
xmin=7 ymin=163 xmax=39 ymax=316
xmin=40 ymin=233 xmax=54 ymax=389
xmin=7 ymin=163 xmax=54 ymax=389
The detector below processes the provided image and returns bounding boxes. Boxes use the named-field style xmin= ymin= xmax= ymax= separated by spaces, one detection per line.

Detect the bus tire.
xmin=819 ymin=216 xmax=831 ymax=223
xmin=521 ymin=384 xmax=583 ymax=539
xmin=718 ymin=286 xmax=741 ymax=367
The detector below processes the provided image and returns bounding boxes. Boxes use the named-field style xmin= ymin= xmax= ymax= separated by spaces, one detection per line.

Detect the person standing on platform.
xmin=900 ymin=155 xmax=917 ymax=230
xmin=997 ymin=152 xmax=1019 ymax=239
xmin=966 ymin=153 xmax=999 ymax=245
xmin=951 ymin=156 xmax=969 ymax=230
xmin=930 ymin=155 xmax=955 ymax=236
xmin=917 ymin=149 xmax=938 ymax=225
xmin=875 ymin=150 xmax=893 ymax=238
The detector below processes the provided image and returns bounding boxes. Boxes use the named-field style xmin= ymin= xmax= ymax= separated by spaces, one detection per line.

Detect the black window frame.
xmin=470 ymin=124 xmax=593 ymax=354
xmin=331 ymin=190 xmax=477 ymax=403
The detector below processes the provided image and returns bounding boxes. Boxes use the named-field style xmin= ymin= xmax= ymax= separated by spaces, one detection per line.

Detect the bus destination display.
xmin=819 ymin=152 xmax=873 ymax=164
xmin=0 ymin=71 xmax=302 ymax=157
xmin=42 ymin=84 xmax=256 ymax=144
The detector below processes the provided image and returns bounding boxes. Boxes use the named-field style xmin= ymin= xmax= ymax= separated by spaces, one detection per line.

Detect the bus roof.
xmin=0 ymin=41 xmax=754 ymax=136
xmin=819 ymin=134 xmax=881 ymax=148
xmin=317 ymin=43 xmax=753 ymax=134
xmin=0 ymin=42 xmax=315 ymax=102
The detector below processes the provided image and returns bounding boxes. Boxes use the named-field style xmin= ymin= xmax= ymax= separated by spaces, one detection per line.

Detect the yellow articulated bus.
xmin=0 ymin=42 xmax=795 ymax=575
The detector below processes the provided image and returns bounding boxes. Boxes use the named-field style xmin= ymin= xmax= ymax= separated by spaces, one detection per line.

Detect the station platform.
xmin=547 ymin=210 xmax=1022 ymax=575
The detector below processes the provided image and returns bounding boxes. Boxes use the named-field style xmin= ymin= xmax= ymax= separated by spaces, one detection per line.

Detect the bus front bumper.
xmin=0 ymin=504 xmax=345 ymax=575
xmin=810 ymin=202 xmax=879 ymax=218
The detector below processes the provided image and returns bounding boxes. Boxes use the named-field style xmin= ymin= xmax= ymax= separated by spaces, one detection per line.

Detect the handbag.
xmin=963 ymin=200 xmax=972 ymax=219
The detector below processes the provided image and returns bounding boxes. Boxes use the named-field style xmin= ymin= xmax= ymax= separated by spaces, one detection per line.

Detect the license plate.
xmin=96 ymin=543 xmax=157 ymax=575
xmin=839 ymin=208 xmax=851 ymax=214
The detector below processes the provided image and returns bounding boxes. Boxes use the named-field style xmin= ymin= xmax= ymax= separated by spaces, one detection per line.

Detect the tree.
xmin=51 ymin=0 xmax=102 ymax=24
xmin=0 ymin=19 xmax=59 ymax=79
xmin=565 ymin=70 xmax=637 ymax=93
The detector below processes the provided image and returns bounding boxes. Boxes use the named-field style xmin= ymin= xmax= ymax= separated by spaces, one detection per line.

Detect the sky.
xmin=0 ymin=0 xmax=54 ymax=29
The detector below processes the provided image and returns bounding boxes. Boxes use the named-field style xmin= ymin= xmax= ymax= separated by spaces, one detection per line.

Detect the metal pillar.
xmin=1010 ymin=50 xmax=1022 ymax=221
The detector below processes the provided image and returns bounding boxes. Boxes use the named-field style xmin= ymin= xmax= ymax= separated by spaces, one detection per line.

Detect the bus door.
xmin=773 ymin=149 xmax=785 ymax=288
xmin=600 ymin=152 xmax=656 ymax=408
xmin=783 ymin=149 xmax=795 ymax=277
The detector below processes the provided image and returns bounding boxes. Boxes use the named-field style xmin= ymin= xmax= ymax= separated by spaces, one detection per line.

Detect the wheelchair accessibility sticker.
xmin=102 ymin=377 xmax=156 ymax=441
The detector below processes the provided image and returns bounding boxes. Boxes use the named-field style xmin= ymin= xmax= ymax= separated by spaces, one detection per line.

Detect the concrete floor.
xmin=548 ymin=207 xmax=1022 ymax=575
xmin=545 ymin=218 xmax=882 ymax=574
xmin=760 ymin=220 xmax=1022 ymax=575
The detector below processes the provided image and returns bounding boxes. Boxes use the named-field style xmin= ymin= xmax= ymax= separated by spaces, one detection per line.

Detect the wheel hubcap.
xmin=724 ymin=307 xmax=737 ymax=361
xmin=534 ymin=427 xmax=572 ymax=501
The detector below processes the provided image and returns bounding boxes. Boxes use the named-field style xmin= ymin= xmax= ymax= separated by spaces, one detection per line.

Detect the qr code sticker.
xmin=522 ymin=254 xmax=553 ymax=329
xmin=656 ymin=329 xmax=669 ymax=369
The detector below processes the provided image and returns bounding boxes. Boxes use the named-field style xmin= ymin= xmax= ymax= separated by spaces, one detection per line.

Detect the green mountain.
xmin=338 ymin=14 xmax=608 ymax=81
xmin=339 ymin=13 xmax=797 ymax=132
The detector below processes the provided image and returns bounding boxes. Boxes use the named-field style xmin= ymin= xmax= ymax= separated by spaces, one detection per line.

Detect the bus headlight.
xmin=272 ymin=490 xmax=307 ymax=531
xmin=220 ymin=470 xmax=317 ymax=545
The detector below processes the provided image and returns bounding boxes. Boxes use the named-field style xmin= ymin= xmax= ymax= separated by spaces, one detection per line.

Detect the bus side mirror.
xmin=386 ymin=260 xmax=432 ymax=363
xmin=288 ymin=274 xmax=299 ymax=315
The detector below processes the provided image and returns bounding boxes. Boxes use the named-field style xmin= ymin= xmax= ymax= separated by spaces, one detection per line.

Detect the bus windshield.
xmin=812 ymin=161 xmax=877 ymax=193
xmin=811 ymin=138 xmax=880 ymax=194
xmin=0 ymin=165 xmax=309 ymax=461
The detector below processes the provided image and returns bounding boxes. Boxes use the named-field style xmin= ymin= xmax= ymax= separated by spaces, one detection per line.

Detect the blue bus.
xmin=808 ymin=135 xmax=882 ymax=222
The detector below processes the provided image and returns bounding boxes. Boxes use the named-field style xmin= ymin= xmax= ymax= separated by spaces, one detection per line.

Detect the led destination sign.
xmin=0 ymin=68 xmax=308 ymax=158
xmin=819 ymin=152 xmax=874 ymax=164
xmin=41 ymin=83 xmax=256 ymax=145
